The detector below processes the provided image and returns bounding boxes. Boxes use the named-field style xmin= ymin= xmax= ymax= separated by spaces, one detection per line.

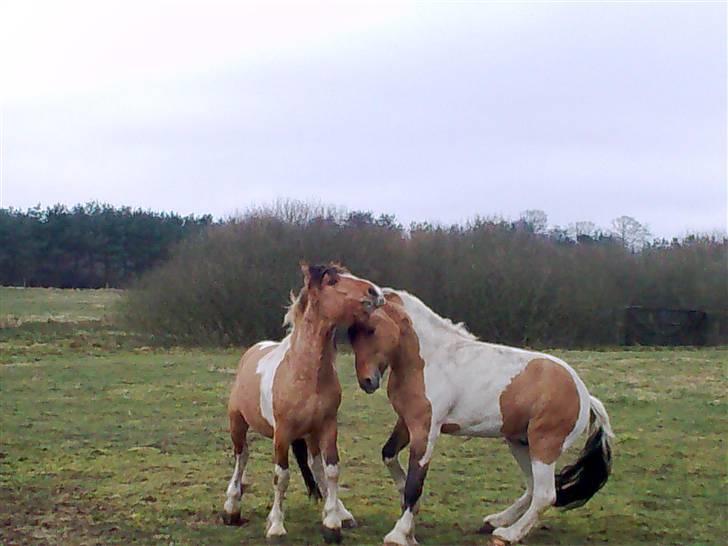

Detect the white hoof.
xmin=223 ymin=498 xmax=239 ymax=514
xmin=337 ymin=501 xmax=357 ymax=528
xmin=383 ymin=529 xmax=409 ymax=546
xmin=266 ymin=521 xmax=287 ymax=538
xmin=323 ymin=514 xmax=342 ymax=530
xmin=484 ymin=514 xmax=507 ymax=527
xmin=492 ymin=526 xmax=516 ymax=543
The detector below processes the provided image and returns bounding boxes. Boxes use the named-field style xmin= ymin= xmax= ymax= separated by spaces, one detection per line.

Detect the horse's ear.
xmin=305 ymin=263 xmax=330 ymax=288
xmin=322 ymin=266 xmax=340 ymax=286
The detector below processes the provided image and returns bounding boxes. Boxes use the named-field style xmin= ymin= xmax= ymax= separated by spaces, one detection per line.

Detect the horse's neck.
xmin=390 ymin=324 xmax=426 ymax=380
xmin=402 ymin=314 xmax=454 ymax=372
xmin=289 ymin=313 xmax=337 ymax=371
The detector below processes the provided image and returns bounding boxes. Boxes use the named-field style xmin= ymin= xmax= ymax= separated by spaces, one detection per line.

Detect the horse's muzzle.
xmin=367 ymin=286 xmax=386 ymax=308
xmin=359 ymin=370 xmax=381 ymax=394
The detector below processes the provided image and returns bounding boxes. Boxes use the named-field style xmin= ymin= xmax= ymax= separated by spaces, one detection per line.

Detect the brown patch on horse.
xmin=381 ymin=303 xmax=432 ymax=452
xmin=229 ymin=343 xmax=277 ymax=438
xmin=384 ymin=291 xmax=404 ymax=306
xmin=499 ymin=358 xmax=579 ymax=464
xmin=440 ymin=423 xmax=461 ymax=434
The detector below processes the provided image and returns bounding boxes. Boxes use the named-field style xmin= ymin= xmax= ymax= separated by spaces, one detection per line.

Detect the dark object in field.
xmin=624 ymin=306 xmax=708 ymax=346
xmin=477 ymin=521 xmax=496 ymax=534
xmin=220 ymin=511 xmax=247 ymax=526
xmin=321 ymin=525 xmax=343 ymax=544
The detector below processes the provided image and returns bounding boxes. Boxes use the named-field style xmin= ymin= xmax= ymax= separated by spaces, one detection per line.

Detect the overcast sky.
xmin=1 ymin=0 xmax=726 ymax=237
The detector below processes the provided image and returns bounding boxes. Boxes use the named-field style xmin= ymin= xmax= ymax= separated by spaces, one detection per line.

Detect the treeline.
xmin=0 ymin=203 xmax=212 ymax=288
xmin=124 ymin=201 xmax=727 ymax=347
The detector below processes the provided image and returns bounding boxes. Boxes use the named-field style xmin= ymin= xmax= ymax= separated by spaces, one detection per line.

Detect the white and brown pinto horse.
xmin=223 ymin=263 xmax=385 ymax=543
xmin=348 ymin=290 xmax=614 ymax=546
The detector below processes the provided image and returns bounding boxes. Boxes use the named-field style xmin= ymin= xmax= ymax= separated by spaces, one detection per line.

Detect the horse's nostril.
xmin=360 ymin=375 xmax=379 ymax=393
xmin=368 ymin=287 xmax=378 ymax=297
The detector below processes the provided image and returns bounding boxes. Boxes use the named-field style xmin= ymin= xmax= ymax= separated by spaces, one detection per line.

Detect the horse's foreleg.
xmin=266 ymin=431 xmax=291 ymax=539
xmin=382 ymin=417 xmax=410 ymax=506
xmin=319 ymin=419 xmax=345 ymax=543
xmin=491 ymin=459 xmax=556 ymax=544
xmin=480 ymin=441 xmax=534 ymax=533
xmin=383 ymin=427 xmax=433 ymax=546
xmin=222 ymin=411 xmax=249 ymax=526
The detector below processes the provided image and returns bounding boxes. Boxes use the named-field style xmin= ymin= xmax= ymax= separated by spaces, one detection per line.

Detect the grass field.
xmin=1 ymin=289 xmax=726 ymax=545
xmin=0 ymin=287 xmax=122 ymax=327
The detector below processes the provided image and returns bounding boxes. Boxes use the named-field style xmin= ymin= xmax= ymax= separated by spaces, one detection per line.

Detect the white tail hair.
xmin=589 ymin=395 xmax=615 ymax=439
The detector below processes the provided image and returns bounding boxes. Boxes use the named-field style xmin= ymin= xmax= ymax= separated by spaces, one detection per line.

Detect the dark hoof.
xmin=221 ymin=511 xmax=247 ymax=526
xmin=477 ymin=521 xmax=496 ymax=535
xmin=266 ymin=535 xmax=287 ymax=544
xmin=322 ymin=525 xmax=343 ymax=544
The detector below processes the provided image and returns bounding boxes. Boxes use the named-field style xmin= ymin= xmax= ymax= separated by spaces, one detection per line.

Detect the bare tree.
xmin=611 ymin=215 xmax=651 ymax=251
xmin=569 ymin=221 xmax=598 ymax=240
xmin=519 ymin=209 xmax=548 ymax=234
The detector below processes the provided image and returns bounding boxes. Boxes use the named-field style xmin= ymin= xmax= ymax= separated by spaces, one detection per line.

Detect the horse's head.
xmin=348 ymin=304 xmax=401 ymax=393
xmin=300 ymin=262 xmax=385 ymax=327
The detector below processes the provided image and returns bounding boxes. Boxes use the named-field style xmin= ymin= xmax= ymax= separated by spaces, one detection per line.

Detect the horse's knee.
xmin=229 ymin=411 xmax=248 ymax=453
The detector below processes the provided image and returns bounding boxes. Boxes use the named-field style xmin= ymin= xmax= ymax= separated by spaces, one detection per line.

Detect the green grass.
xmin=1 ymin=289 xmax=727 ymax=545
xmin=0 ymin=287 xmax=122 ymax=326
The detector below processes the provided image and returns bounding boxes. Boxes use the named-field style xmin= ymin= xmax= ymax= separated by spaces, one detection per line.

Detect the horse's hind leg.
xmin=480 ymin=440 xmax=533 ymax=534
xmin=308 ymin=436 xmax=357 ymax=529
xmin=222 ymin=410 xmax=249 ymax=526
xmin=491 ymin=458 xmax=556 ymax=544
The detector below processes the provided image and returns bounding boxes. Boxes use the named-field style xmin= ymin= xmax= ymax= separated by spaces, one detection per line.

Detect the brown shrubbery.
xmin=124 ymin=202 xmax=727 ymax=347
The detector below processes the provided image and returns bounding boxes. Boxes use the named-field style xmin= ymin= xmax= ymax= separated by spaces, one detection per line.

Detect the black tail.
xmin=291 ymin=439 xmax=323 ymax=501
xmin=554 ymin=427 xmax=612 ymax=510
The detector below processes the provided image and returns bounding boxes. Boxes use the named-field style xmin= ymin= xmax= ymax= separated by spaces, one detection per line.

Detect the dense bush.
xmin=123 ymin=201 xmax=727 ymax=347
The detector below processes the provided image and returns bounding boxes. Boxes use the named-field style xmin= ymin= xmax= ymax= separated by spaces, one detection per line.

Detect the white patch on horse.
xmin=322 ymin=463 xmax=343 ymax=530
xmin=257 ymin=340 xmax=277 ymax=350
xmin=383 ymin=507 xmax=416 ymax=545
xmin=223 ymin=452 xmax=244 ymax=515
xmin=493 ymin=459 xmax=556 ymax=543
xmin=266 ymin=464 xmax=290 ymax=538
xmin=255 ymin=337 xmax=290 ymax=428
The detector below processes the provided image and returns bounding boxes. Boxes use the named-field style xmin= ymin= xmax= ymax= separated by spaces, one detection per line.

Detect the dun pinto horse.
xmin=223 ymin=263 xmax=385 ymax=542
xmin=348 ymin=290 xmax=614 ymax=546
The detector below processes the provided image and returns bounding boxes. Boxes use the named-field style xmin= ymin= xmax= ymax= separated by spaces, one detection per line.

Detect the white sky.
xmin=1 ymin=0 xmax=726 ymax=237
